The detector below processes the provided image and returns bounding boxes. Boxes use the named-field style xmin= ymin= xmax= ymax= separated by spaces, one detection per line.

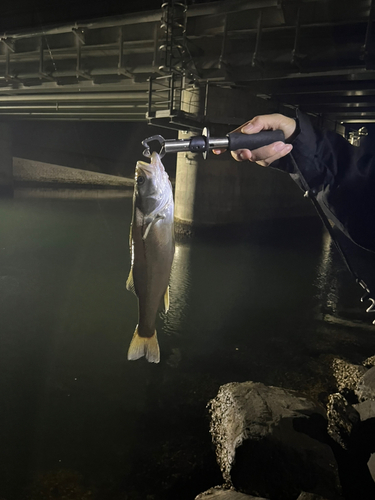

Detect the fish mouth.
xmin=136 ymin=152 xmax=167 ymax=187
xmin=135 ymin=161 xmax=154 ymax=180
xmin=136 ymin=152 xmax=162 ymax=176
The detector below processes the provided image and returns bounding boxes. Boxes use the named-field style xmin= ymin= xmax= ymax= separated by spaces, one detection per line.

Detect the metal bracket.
xmin=118 ymin=26 xmax=133 ymax=78
xmin=218 ymin=14 xmax=228 ymax=69
xmin=72 ymin=27 xmax=86 ymax=44
xmin=4 ymin=48 xmax=19 ymax=83
xmin=74 ymin=32 xmax=90 ymax=80
xmin=38 ymin=40 xmax=54 ymax=82
xmin=362 ymin=0 xmax=375 ymax=68
xmin=252 ymin=9 xmax=263 ymax=68
xmin=291 ymin=6 xmax=303 ymax=68
xmin=1 ymin=37 xmax=15 ymax=52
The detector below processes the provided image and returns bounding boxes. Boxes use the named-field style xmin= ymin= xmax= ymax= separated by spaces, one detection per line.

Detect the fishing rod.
xmin=288 ymin=153 xmax=375 ymax=323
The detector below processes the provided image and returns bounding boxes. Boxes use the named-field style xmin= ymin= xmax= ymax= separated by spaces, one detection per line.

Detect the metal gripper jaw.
xmin=142 ymin=135 xmax=166 ymax=159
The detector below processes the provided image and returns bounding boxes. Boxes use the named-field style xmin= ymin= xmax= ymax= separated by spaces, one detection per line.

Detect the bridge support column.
xmin=0 ymin=123 xmax=13 ymax=196
xmin=174 ymin=137 xmax=314 ymax=231
xmin=174 ymin=87 xmax=315 ymax=231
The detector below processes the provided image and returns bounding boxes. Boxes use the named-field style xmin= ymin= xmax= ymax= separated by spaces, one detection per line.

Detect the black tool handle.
xmin=227 ymin=130 xmax=285 ymax=151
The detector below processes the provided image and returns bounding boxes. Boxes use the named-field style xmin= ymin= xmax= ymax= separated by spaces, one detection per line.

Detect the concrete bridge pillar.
xmin=174 ymin=137 xmax=314 ymax=230
xmin=0 ymin=123 xmax=13 ymax=196
xmin=174 ymin=87 xmax=314 ymax=230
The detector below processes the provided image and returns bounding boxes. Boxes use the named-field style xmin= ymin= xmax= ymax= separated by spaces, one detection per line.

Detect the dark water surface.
xmin=0 ymin=189 xmax=374 ymax=500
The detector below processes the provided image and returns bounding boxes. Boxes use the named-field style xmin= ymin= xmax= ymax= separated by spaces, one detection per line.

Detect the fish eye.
xmin=137 ymin=175 xmax=145 ymax=185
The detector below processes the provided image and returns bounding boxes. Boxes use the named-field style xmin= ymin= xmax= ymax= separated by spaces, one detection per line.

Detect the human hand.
xmin=214 ymin=113 xmax=296 ymax=166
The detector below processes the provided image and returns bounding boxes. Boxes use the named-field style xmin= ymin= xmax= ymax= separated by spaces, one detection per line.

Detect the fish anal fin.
xmin=126 ymin=268 xmax=137 ymax=295
xmin=127 ymin=327 xmax=160 ymax=364
xmin=164 ymin=286 xmax=170 ymax=313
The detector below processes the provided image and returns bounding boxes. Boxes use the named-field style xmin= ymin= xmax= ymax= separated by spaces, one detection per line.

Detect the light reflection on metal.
xmin=348 ymin=126 xmax=368 ymax=146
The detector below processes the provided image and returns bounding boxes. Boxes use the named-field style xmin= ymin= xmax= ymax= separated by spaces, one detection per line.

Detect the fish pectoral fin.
xmin=164 ymin=286 xmax=170 ymax=313
xmin=126 ymin=268 xmax=137 ymax=295
xmin=142 ymin=213 xmax=166 ymax=240
xmin=127 ymin=327 xmax=160 ymax=363
xmin=129 ymin=222 xmax=133 ymax=248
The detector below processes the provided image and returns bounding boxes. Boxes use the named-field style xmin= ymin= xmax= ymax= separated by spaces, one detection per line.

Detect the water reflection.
xmin=315 ymin=230 xmax=339 ymax=313
xmin=161 ymin=240 xmax=192 ymax=367
xmin=163 ymin=241 xmax=192 ymax=335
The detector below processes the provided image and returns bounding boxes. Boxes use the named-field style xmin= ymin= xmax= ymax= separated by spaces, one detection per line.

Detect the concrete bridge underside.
xmin=0 ymin=0 xmax=373 ymax=226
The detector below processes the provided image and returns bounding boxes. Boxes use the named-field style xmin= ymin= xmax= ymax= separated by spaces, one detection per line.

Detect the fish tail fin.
xmin=127 ymin=327 xmax=160 ymax=363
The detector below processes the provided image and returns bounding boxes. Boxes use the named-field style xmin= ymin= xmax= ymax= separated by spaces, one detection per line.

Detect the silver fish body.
xmin=126 ymin=152 xmax=175 ymax=363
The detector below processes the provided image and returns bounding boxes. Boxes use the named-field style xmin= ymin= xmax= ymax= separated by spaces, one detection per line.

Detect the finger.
xmin=231 ymin=149 xmax=252 ymax=162
xmin=231 ymin=141 xmax=290 ymax=163
xmin=248 ymin=142 xmax=287 ymax=162
xmin=230 ymin=119 xmax=264 ymax=135
xmin=251 ymin=144 xmax=293 ymax=167
xmin=212 ymin=148 xmax=227 ymax=155
xmin=241 ymin=116 xmax=277 ymax=134
xmin=235 ymin=114 xmax=296 ymax=141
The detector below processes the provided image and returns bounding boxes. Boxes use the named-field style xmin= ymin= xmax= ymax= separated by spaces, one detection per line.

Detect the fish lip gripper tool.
xmin=142 ymin=127 xmax=285 ymax=160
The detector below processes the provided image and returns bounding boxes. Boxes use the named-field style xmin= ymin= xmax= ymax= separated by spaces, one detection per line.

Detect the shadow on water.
xmin=0 ymin=188 xmax=374 ymax=499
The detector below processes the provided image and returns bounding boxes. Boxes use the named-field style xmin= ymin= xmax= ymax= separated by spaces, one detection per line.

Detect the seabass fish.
xmin=126 ymin=152 xmax=175 ymax=363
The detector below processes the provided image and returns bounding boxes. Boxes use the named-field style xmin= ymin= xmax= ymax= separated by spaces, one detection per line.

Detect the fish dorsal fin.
xmin=126 ymin=267 xmax=137 ymax=295
xmin=164 ymin=286 xmax=170 ymax=313
xmin=142 ymin=213 xmax=165 ymax=240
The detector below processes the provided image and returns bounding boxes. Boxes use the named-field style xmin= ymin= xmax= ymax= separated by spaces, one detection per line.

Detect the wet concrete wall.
xmin=11 ymin=120 xmax=177 ymax=179
xmin=13 ymin=157 xmax=134 ymax=188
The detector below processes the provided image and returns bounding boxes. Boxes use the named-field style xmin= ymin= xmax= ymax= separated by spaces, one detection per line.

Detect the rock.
xmin=353 ymin=400 xmax=375 ymax=421
xmin=352 ymin=399 xmax=375 ymax=485
xmin=355 ymin=366 xmax=375 ymax=402
xmin=326 ymin=393 xmax=360 ymax=449
xmin=297 ymin=493 xmax=331 ymax=500
xmin=330 ymin=393 xmax=375 ymax=498
xmin=331 ymin=358 xmax=366 ymax=395
xmin=363 ymin=355 xmax=375 ymax=368
xmin=368 ymin=453 xmax=375 ymax=483
xmin=195 ymin=486 xmax=265 ymax=499
xmin=208 ymin=382 xmax=343 ymax=500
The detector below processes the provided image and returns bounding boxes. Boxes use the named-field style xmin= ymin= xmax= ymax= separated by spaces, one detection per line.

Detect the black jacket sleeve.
xmin=276 ymin=110 xmax=375 ymax=252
